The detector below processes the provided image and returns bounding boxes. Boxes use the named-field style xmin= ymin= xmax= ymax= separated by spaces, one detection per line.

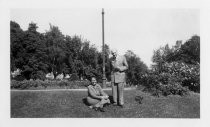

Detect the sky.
xmin=10 ymin=9 xmax=199 ymax=67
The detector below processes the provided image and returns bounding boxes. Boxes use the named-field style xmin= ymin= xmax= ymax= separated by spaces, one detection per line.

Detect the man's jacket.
xmin=110 ymin=55 xmax=128 ymax=83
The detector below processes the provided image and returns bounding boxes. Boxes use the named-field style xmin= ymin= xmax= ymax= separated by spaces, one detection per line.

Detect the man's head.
xmin=111 ymin=49 xmax=118 ymax=58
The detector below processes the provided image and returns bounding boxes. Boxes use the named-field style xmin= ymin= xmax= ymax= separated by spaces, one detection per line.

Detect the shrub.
xmin=157 ymin=82 xmax=189 ymax=96
xmin=140 ymin=61 xmax=199 ymax=96
xmin=31 ymin=71 xmax=46 ymax=80
xmin=69 ymin=73 xmax=80 ymax=81
xmin=12 ymin=75 xmax=25 ymax=81
xmin=11 ymin=80 xmax=21 ymax=89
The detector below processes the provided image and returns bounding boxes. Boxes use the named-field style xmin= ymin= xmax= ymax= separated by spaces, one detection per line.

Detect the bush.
xmin=140 ymin=72 xmax=159 ymax=90
xmin=140 ymin=71 xmax=189 ymax=96
xmin=164 ymin=62 xmax=200 ymax=92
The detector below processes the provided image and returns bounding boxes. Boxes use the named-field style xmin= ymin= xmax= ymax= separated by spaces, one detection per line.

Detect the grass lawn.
xmin=11 ymin=89 xmax=200 ymax=118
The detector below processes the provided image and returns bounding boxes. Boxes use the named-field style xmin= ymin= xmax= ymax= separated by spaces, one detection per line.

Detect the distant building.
xmin=11 ymin=68 xmax=22 ymax=78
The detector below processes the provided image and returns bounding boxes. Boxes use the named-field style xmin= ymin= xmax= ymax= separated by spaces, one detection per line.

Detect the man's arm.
xmin=123 ymin=56 xmax=128 ymax=70
xmin=119 ymin=56 xmax=128 ymax=72
xmin=109 ymin=58 xmax=113 ymax=72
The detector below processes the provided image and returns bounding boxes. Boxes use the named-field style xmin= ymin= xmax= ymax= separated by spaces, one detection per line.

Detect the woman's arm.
xmin=88 ymin=86 xmax=102 ymax=100
xmin=97 ymin=84 xmax=109 ymax=98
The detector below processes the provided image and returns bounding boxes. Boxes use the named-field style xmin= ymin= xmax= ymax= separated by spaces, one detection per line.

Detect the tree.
xmin=11 ymin=21 xmax=151 ymax=82
xmin=10 ymin=21 xmax=25 ymax=71
xmin=165 ymin=35 xmax=200 ymax=65
xmin=44 ymin=24 xmax=66 ymax=77
xmin=179 ymin=35 xmax=200 ymax=64
xmin=11 ymin=21 xmax=47 ymax=80
xmin=125 ymin=50 xmax=148 ymax=85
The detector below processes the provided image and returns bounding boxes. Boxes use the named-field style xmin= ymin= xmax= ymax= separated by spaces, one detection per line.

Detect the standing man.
xmin=110 ymin=49 xmax=128 ymax=108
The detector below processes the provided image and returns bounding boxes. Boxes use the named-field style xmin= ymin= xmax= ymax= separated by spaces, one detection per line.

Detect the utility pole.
xmin=102 ymin=8 xmax=106 ymax=88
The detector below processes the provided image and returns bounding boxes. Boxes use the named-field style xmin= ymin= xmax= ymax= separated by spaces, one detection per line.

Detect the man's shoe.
xmin=93 ymin=107 xmax=99 ymax=111
xmin=104 ymin=103 xmax=110 ymax=107
xmin=119 ymin=105 xmax=124 ymax=108
xmin=113 ymin=103 xmax=118 ymax=106
xmin=88 ymin=106 xmax=93 ymax=109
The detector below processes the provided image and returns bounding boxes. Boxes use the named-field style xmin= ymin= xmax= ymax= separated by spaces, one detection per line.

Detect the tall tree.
xmin=44 ymin=24 xmax=66 ymax=77
xmin=22 ymin=22 xmax=46 ymax=79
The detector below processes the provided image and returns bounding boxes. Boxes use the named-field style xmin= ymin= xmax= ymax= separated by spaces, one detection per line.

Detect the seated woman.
xmin=87 ymin=77 xmax=110 ymax=112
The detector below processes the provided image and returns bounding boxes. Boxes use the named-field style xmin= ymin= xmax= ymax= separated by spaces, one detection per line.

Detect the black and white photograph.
xmin=9 ymin=8 xmax=200 ymax=118
xmin=1 ymin=0 xmax=210 ymax=127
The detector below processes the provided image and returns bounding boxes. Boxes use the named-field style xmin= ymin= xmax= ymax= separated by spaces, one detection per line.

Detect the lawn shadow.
xmin=82 ymin=98 xmax=90 ymax=106
xmin=108 ymin=95 xmax=115 ymax=103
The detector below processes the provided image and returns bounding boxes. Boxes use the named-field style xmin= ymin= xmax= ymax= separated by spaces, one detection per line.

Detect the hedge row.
xmin=11 ymin=80 xmax=91 ymax=90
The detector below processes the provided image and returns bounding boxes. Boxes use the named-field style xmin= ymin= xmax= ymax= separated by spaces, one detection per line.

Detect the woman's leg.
xmin=96 ymin=98 xmax=110 ymax=108
xmin=87 ymin=97 xmax=100 ymax=106
xmin=87 ymin=97 xmax=110 ymax=108
xmin=87 ymin=97 xmax=104 ymax=108
xmin=103 ymin=98 xmax=110 ymax=104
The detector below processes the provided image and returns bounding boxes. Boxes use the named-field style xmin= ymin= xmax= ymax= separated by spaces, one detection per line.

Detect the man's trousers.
xmin=112 ymin=82 xmax=125 ymax=105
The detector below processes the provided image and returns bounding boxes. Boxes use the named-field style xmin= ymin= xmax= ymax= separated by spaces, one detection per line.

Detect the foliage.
xmin=10 ymin=21 xmax=110 ymax=81
xmin=167 ymin=35 xmax=200 ymax=64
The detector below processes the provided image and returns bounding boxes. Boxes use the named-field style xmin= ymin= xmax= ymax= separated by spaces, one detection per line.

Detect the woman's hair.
xmin=87 ymin=76 xmax=96 ymax=82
